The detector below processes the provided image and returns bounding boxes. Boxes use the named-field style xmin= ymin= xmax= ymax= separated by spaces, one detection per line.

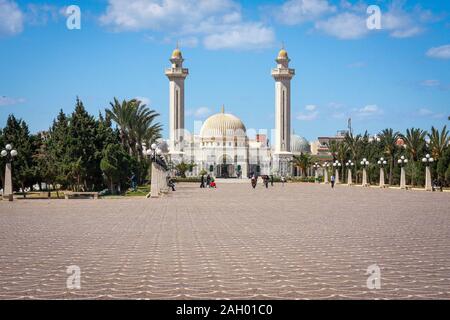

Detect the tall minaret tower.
xmin=271 ymin=47 xmax=295 ymax=175
xmin=165 ymin=46 xmax=189 ymax=159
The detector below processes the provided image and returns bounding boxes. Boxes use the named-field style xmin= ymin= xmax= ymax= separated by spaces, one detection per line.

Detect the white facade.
xmin=164 ymin=47 xmax=308 ymax=178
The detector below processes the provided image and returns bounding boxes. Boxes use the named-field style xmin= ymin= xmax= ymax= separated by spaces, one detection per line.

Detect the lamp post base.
xmin=3 ymin=194 xmax=13 ymax=201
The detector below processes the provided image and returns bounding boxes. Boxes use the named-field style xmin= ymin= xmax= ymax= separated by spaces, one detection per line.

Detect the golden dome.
xmin=200 ymin=109 xmax=247 ymax=138
xmin=171 ymin=48 xmax=182 ymax=59
xmin=278 ymin=49 xmax=288 ymax=59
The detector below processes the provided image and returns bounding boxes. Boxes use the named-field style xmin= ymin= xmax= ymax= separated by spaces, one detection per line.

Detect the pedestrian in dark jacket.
xmin=200 ymin=175 xmax=205 ymax=188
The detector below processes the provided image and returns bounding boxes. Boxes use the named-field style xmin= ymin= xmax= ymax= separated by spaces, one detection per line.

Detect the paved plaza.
xmin=0 ymin=182 xmax=449 ymax=300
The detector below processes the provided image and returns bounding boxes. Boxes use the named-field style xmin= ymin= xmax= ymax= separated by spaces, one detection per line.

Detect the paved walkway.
xmin=0 ymin=183 xmax=449 ymax=299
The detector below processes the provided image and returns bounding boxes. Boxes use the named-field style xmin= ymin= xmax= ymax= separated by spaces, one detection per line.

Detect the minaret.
xmin=272 ymin=47 xmax=295 ymax=176
xmin=165 ymin=45 xmax=189 ymax=158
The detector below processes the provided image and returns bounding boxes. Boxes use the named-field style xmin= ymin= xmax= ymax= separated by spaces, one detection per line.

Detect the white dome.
xmin=291 ymin=134 xmax=310 ymax=154
xmin=200 ymin=111 xmax=246 ymax=138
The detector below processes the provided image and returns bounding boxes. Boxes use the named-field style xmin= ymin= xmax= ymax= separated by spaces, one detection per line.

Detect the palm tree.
xmin=130 ymin=100 xmax=162 ymax=160
xmin=428 ymin=126 xmax=449 ymax=160
xmin=292 ymin=153 xmax=314 ymax=177
xmin=336 ymin=141 xmax=349 ymax=181
xmin=328 ymin=140 xmax=339 ymax=160
xmin=401 ymin=128 xmax=427 ymax=186
xmin=379 ymin=128 xmax=400 ymax=185
xmin=344 ymin=132 xmax=362 ymax=182
xmin=106 ymin=98 xmax=162 ymax=160
xmin=106 ymin=98 xmax=136 ymax=152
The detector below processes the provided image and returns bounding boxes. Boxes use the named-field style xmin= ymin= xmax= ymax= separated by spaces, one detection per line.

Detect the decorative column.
xmin=422 ymin=154 xmax=434 ymax=191
xmin=147 ymin=144 xmax=167 ymax=198
xmin=333 ymin=160 xmax=341 ymax=184
xmin=272 ymin=47 xmax=295 ymax=176
xmin=361 ymin=158 xmax=370 ymax=187
xmin=398 ymin=156 xmax=408 ymax=189
xmin=346 ymin=160 xmax=354 ymax=186
xmin=377 ymin=157 xmax=387 ymax=188
xmin=323 ymin=162 xmax=330 ymax=184
xmin=165 ymin=46 xmax=189 ymax=162
xmin=313 ymin=162 xmax=320 ymax=183
xmin=1 ymin=144 xmax=18 ymax=202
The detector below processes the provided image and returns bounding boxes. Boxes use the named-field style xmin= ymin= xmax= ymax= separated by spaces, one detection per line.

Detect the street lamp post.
xmin=313 ymin=163 xmax=320 ymax=183
xmin=333 ymin=160 xmax=341 ymax=184
xmin=346 ymin=160 xmax=354 ymax=186
xmin=146 ymin=143 xmax=165 ymax=198
xmin=323 ymin=162 xmax=330 ymax=184
xmin=397 ymin=156 xmax=408 ymax=190
xmin=377 ymin=157 xmax=387 ymax=188
xmin=1 ymin=144 xmax=18 ymax=201
xmin=422 ymin=154 xmax=434 ymax=191
xmin=360 ymin=158 xmax=370 ymax=187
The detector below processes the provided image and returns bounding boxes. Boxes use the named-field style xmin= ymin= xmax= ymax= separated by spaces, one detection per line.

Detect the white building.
xmin=163 ymin=47 xmax=310 ymax=178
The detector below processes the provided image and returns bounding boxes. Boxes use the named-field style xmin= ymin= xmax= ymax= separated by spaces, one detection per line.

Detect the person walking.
xmin=270 ymin=174 xmax=274 ymax=187
xmin=200 ymin=174 xmax=205 ymax=188
xmin=206 ymin=174 xmax=211 ymax=188
xmin=331 ymin=175 xmax=335 ymax=189
xmin=251 ymin=174 xmax=257 ymax=189
xmin=263 ymin=175 xmax=269 ymax=189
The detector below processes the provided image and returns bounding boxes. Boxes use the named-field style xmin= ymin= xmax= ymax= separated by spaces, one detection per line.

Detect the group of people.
xmin=250 ymin=174 xmax=279 ymax=189
xmin=200 ymin=174 xmax=217 ymax=189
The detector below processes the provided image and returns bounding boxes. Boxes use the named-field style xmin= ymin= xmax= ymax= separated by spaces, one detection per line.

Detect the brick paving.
xmin=0 ymin=182 xmax=449 ymax=300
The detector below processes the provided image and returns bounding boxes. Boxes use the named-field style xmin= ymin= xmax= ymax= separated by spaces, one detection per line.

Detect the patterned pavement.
xmin=0 ymin=182 xmax=449 ymax=300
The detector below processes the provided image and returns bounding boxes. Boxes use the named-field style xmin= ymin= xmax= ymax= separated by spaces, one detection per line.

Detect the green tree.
xmin=379 ymin=128 xmax=401 ymax=185
xmin=292 ymin=153 xmax=314 ymax=177
xmin=100 ymin=143 xmax=132 ymax=194
xmin=401 ymin=128 xmax=427 ymax=186
xmin=175 ymin=161 xmax=196 ymax=178
xmin=106 ymin=98 xmax=162 ymax=159
xmin=1 ymin=115 xmax=35 ymax=196
xmin=67 ymin=98 xmax=102 ymax=191
xmin=428 ymin=125 xmax=449 ymax=156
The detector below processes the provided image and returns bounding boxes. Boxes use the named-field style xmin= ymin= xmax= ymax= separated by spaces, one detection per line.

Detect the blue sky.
xmin=0 ymin=0 xmax=449 ymax=141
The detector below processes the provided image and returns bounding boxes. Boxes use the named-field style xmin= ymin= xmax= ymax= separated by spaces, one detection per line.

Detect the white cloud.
xmin=0 ymin=0 xmax=24 ymax=36
xmin=426 ymin=45 xmax=450 ymax=60
xmin=417 ymin=108 xmax=445 ymax=119
xmin=353 ymin=104 xmax=383 ymax=118
xmin=311 ymin=0 xmax=438 ymax=40
xmin=25 ymin=4 xmax=61 ymax=26
xmin=100 ymin=0 xmax=274 ymax=50
xmin=204 ymin=23 xmax=274 ymax=50
xmin=0 ymin=96 xmax=26 ymax=106
xmin=187 ymin=107 xmax=211 ymax=118
xmin=382 ymin=2 xmax=425 ymax=38
xmin=420 ymin=80 xmax=440 ymax=87
xmin=297 ymin=105 xmax=318 ymax=121
xmin=315 ymin=12 xmax=368 ymax=40
xmin=297 ymin=112 xmax=318 ymax=121
xmin=100 ymin=0 xmax=237 ymax=31
xmin=274 ymin=0 xmax=335 ymax=25
xmin=419 ymin=80 xmax=450 ymax=91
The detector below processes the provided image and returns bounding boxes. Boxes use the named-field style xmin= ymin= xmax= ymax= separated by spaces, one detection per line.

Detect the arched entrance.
xmin=216 ymin=154 xmax=235 ymax=178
